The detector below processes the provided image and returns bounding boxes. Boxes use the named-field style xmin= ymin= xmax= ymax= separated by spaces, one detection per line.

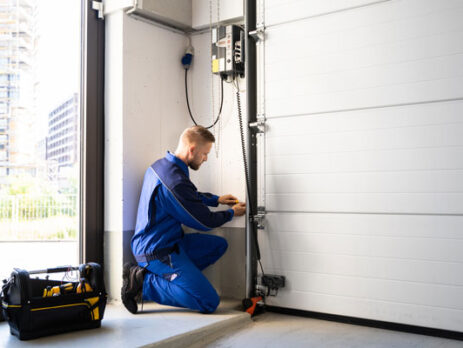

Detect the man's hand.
xmin=218 ymin=194 xmax=239 ymax=206
xmin=232 ymin=202 xmax=246 ymax=217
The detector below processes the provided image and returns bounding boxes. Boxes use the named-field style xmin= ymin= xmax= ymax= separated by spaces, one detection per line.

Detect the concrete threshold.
xmin=140 ymin=299 xmax=251 ymax=348
xmin=0 ymin=299 xmax=251 ymax=347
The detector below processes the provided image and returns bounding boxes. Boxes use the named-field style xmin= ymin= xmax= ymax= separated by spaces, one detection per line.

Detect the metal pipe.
xmin=245 ymin=0 xmax=257 ymax=299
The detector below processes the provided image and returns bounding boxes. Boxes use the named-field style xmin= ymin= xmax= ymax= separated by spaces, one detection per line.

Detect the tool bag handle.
xmin=28 ymin=266 xmax=79 ymax=275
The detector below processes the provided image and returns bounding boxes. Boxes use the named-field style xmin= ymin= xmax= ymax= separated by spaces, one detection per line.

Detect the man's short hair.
xmin=182 ymin=126 xmax=215 ymax=145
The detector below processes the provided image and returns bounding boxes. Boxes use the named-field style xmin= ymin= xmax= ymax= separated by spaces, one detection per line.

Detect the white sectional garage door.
xmin=259 ymin=0 xmax=463 ymax=331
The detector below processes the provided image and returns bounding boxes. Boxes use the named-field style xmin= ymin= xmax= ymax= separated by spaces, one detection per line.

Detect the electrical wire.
xmin=259 ymin=259 xmax=265 ymax=276
xmin=184 ymin=69 xmax=224 ymax=130
xmin=61 ymin=266 xmax=78 ymax=284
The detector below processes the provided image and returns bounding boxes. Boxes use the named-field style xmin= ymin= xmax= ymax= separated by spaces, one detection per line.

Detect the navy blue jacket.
xmin=131 ymin=151 xmax=234 ymax=258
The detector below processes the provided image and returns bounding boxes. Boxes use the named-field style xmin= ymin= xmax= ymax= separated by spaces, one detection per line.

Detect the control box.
xmin=211 ymin=24 xmax=245 ymax=77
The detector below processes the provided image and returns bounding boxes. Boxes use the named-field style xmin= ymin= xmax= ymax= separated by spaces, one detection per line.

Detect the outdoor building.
xmin=46 ymin=93 xmax=79 ymax=181
xmin=0 ymin=0 xmax=38 ymax=182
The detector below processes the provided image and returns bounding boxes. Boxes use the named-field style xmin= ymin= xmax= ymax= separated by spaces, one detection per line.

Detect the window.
xmin=0 ymin=0 xmax=104 ymax=277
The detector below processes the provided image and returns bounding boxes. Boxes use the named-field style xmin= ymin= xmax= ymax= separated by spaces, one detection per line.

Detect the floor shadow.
xmin=137 ymin=308 xmax=195 ymax=315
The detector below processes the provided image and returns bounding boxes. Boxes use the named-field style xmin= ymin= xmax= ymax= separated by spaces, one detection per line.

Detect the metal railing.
xmin=0 ymin=194 xmax=77 ymax=220
xmin=0 ymin=194 xmax=78 ymax=240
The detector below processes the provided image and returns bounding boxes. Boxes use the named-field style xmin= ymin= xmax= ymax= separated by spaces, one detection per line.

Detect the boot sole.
xmin=121 ymin=263 xmax=139 ymax=314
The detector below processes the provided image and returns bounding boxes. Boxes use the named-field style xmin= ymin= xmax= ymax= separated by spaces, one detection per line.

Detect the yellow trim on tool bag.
xmin=30 ymin=298 xmax=100 ymax=321
xmin=3 ymin=298 xmax=101 ymax=321
xmin=30 ymin=302 xmax=90 ymax=312
xmin=85 ymin=297 xmax=100 ymax=320
xmin=2 ymin=301 xmax=21 ymax=308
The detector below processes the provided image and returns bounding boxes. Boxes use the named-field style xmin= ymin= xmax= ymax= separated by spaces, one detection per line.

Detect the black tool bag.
xmin=1 ymin=263 xmax=107 ymax=340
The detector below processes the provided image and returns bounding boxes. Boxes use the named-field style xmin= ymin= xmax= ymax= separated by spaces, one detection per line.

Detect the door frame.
xmin=80 ymin=0 xmax=105 ymax=266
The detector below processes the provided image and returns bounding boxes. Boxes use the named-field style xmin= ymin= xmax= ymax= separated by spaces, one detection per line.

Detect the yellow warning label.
xmin=212 ymin=59 xmax=219 ymax=73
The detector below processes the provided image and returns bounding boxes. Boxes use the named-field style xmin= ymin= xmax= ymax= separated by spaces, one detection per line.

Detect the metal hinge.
xmin=252 ymin=207 xmax=266 ymax=230
xmin=249 ymin=26 xmax=265 ymax=42
xmin=249 ymin=115 xmax=266 ymax=134
xmin=92 ymin=1 xmax=104 ymax=19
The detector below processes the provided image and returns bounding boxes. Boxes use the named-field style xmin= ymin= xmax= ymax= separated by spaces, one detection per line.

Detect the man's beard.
xmin=189 ymin=161 xmax=200 ymax=171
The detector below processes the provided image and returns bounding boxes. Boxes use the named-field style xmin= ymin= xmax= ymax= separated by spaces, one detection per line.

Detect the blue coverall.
xmin=131 ymin=151 xmax=234 ymax=313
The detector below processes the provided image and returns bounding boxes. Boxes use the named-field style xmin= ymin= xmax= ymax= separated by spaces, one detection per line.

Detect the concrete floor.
xmin=0 ymin=299 xmax=250 ymax=347
xmin=2 ymin=301 xmax=462 ymax=347
xmin=208 ymin=312 xmax=463 ymax=348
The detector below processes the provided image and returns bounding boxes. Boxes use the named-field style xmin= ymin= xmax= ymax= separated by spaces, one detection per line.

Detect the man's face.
xmin=188 ymin=142 xmax=212 ymax=171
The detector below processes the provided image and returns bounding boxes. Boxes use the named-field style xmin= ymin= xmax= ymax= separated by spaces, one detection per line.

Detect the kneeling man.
xmin=122 ymin=126 xmax=246 ymax=314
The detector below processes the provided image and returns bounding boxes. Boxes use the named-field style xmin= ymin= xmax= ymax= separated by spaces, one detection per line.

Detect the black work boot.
xmin=121 ymin=263 xmax=146 ymax=314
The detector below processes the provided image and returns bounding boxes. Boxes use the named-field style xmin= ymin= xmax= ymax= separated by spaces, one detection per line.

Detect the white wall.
xmin=186 ymin=30 xmax=248 ymax=298
xmin=192 ymin=0 xmax=243 ymax=29
xmin=122 ymin=15 xmax=190 ymax=232
xmin=104 ymin=10 xmax=189 ymax=300
xmin=104 ymin=7 xmax=248 ymax=300
xmin=104 ymin=10 xmax=124 ymax=301
xmin=188 ymin=31 xmax=247 ymax=229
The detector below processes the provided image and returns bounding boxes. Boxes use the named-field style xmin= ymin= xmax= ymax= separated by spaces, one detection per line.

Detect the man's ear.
xmin=188 ymin=145 xmax=196 ymax=157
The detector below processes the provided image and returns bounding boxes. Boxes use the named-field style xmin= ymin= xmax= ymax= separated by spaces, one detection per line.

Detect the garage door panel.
xmin=266 ymin=101 xmax=463 ymax=137
xmin=264 ymin=0 xmax=463 ymax=29
xmin=266 ymin=54 xmax=463 ymax=103
xmin=267 ymin=30 xmax=463 ymax=84
xmin=265 ymin=213 xmax=463 ymax=239
xmin=264 ymin=104 xmax=463 ymax=214
xmin=266 ymin=77 xmax=463 ymax=118
xmin=260 ymin=230 xmax=463 ymax=263
xmin=266 ymin=192 xmax=463 ymax=214
xmin=264 ymin=290 xmax=463 ymax=332
xmin=262 ymin=271 xmax=463 ymax=311
xmin=266 ymin=5 xmax=463 ymax=66
xmin=265 ymin=0 xmax=463 ymax=117
xmin=266 ymin=147 xmax=463 ymax=175
xmin=267 ymin=171 xmax=463 ymax=194
xmin=265 ymin=0 xmax=385 ymax=26
xmin=266 ymin=123 xmax=463 ymax=156
xmin=260 ymin=0 xmax=463 ymax=330
xmin=259 ymin=249 xmax=463 ymax=286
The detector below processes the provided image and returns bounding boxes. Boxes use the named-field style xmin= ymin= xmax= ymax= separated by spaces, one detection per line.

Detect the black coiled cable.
xmin=236 ymin=91 xmax=252 ymax=216
xmin=236 ymin=89 xmax=265 ymax=276
xmin=185 ymin=69 xmax=224 ymax=129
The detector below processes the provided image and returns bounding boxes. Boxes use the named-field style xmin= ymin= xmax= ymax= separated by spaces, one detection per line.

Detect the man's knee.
xmin=199 ymin=290 xmax=220 ymax=314
xmin=174 ymin=280 xmax=220 ymax=314
xmin=216 ymin=235 xmax=228 ymax=256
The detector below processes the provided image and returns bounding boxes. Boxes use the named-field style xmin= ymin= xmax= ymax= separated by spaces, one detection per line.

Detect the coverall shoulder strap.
xmin=151 ymin=158 xmax=189 ymax=192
